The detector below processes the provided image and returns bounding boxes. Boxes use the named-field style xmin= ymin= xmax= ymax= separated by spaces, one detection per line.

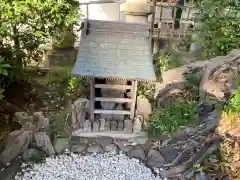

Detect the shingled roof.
xmin=72 ymin=20 xmax=156 ymax=81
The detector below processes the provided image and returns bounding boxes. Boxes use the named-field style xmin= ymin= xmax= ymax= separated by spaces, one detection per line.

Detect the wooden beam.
xmin=150 ymin=0 xmax=157 ymax=53
xmin=130 ymin=80 xmax=138 ymax=119
xmin=94 ymin=110 xmax=130 ymax=115
xmin=95 ymin=84 xmax=132 ymax=90
xmin=90 ymin=78 xmax=95 ymax=121
xmin=95 ymin=97 xmax=132 ymax=103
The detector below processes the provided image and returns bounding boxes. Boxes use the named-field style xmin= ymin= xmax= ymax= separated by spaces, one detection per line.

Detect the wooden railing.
xmin=149 ymin=0 xmax=197 ymax=39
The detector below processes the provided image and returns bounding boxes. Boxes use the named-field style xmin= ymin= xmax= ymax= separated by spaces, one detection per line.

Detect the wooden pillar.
xmin=130 ymin=80 xmax=137 ymax=119
xmin=90 ymin=78 xmax=95 ymax=121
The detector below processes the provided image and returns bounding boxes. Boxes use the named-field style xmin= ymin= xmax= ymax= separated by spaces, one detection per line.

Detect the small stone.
xmin=83 ymin=120 xmax=92 ymax=132
xmin=159 ymin=147 xmax=179 ymax=163
xmin=54 ymin=138 xmax=70 ymax=153
xmin=110 ymin=121 xmax=117 ymax=131
xmin=104 ymin=120 xmax=110 ymax=131
xmin=117 ymin=121 xmax=124 ymax=131
xmin=71 ymin=98 xmax=89 ymax=129
xmin=87 ymin=144 xmax=102 ymax=153
xmin=71 ymin=136 xmax=93 ymax=144
xmin=96 ymin=136 xmax=113 ymax=147
xmin=195 ymin=172 xmax=211 ymax=180
xmin=104 ymin=144 xmax=118 ymax=152
xmin=22 ymin=148 xmax=45 ymax=163
xmin=133 ymin=115 xmax=143 ymax=133
xmin=71 ymin=143 xmax=87 ymax=153
xmin=99 ymin=118 xmax=105 ymax=131
xmin=114 ymin=141 xmax=132 ymax=153
xmin=92 ymin=120 xmax=100 ymax=132
xmin=124 ymin=119 xmax=133 ymax=133
xmin=147 ymin=149 xmax=165 ymax=168
xmin=128 ymin=145 xmax=145 ymax=161
xmin=130 ymin=135 xmax=148 ymax=145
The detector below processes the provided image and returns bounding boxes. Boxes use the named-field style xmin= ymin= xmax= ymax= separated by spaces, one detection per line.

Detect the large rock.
xmin=136 ymin=96 xmax=152 ymax=121
xmin=0 ymin=130 xmax=33 ymax=165
xmin=199 ymin=49 xmax=240 ymax=101
xmin=71 ymin=98 xmax=89 ymax=130
xmin=87 ymin=144 xmax=102 ymax=153
xmin=33 ymin=112 xmax=49 ymax=132
xmin=96 ymin=136 xmax=113 ymax=147
xmin=54 ymin=138 xmax=70 ymax=153
xmin=155 ymin=61 xmax=209 ymax=107
xmin=14 ymin=112 xmax=49 ymax=132
xmin=71 ymin=143 xmax=87 ymax=153
xmin=128 ymin=145 xmax=145 ymax=161
xmin=147 ymin=149 xmax=165 ymax=168
xmin=34 ymin=132 xmax=55 ymax=156
xmin=14 ymin=112 xmax=34 ymax=131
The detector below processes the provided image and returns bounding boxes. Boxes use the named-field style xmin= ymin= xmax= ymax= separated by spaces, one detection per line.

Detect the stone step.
xmin=72 ymin=130 xmax=147 ymax=140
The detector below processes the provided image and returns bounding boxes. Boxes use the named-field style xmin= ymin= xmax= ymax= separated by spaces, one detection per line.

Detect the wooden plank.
xmin=130 ymin=80 xmax=138 ymax=119
xmin=95 ymin=84 xmax=132 ymax=90
xmin=90 ymin=78 xmax=95 ymax=121
xmin=94 ymin=110 xmax=130 ymax=115
xmin=95 ymin=97 xmax=132 ymax=103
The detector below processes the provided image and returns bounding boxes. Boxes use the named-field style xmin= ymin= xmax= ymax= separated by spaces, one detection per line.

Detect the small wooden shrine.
xmin=72 ymin=19 xmax=156 ymax=136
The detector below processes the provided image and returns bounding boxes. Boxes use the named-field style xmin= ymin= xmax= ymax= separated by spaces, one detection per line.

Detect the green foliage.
xmin=67 ymin=76 xmax=89 ymax=97
xmin=46 ymin=67 xmax=89 ymax=99
xmin=0 ymin=88 xmax=5 ymax=100
xmin=155 ymin=53 xmax=182 ymax=76
xmin=0 ymin=57 xmax=11 ymax=76
xmin=50 ymin=110 xmax=69 ymax=137
xmin=225 ymin=89 xmax=240 ymax=115
xmin=147 ymin=101 xmax=198 ymax=137
xmin=184 ymin=73 xmax=201 ymax=100
xmin=137 ymin=81 xmax=155 ymax=102
xmin=195 ymin=0 xmax=240 ymax=58
xmin=0 ymin=0 xmax=81 ymax=75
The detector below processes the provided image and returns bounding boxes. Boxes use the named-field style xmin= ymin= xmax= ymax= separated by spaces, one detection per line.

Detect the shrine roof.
xmin=72 ymin=20 xmax=156 ymax=81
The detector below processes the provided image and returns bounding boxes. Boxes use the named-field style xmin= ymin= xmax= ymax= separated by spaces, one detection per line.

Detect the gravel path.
xmin=14 ymin=152 xmax=163 ymax=180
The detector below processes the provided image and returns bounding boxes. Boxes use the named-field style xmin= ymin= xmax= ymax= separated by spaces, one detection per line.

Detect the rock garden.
xmin=0 ymin=49 xmax=240 ymax=180
xmin=1 ymin=0 xmax=240 ymax=180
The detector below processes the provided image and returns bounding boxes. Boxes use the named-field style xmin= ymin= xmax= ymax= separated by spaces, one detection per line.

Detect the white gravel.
xmin=14 ymin=152 xmax=163 ymax=180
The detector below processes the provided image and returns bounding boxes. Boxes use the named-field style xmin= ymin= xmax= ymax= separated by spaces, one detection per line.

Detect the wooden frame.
xmin=89 ymin=79 xmax=138 ymax=121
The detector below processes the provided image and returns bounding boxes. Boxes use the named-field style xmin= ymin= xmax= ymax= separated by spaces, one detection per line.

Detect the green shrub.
xmin=137 ymin=81 xmax=155 ymax=102
xmin=147 ymin=101 xmax=198 ymax=137
xmin=195 ymin=0 xmax=240 ymax=58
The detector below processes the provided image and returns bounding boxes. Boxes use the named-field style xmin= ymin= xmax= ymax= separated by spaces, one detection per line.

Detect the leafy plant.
xmin=147 ymin=101 xmax=198 ymax=137
xmin=184 ymin=73 xmax=201 ymax=101
xmin=155 ymin=52 xmax=182 ymax=79
xmin=194 ymin=0 xmax=240 ymax=58
xmin=0 ymin=0 xmax=81 ymax=76
xmin=0 ymin=57 xmax=11 ymax=76
xmin=0 ymin=88 xmax=5 ymax=100
xmin=225 ymin=89 xmax=240 ymax=115
xmin=67 ymin=76 xmax=89 ymax=97
xmin=137 ymin=81 xmax=155 ymax=102
xmin=50 ymin=110 xmax=69 ymax=137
